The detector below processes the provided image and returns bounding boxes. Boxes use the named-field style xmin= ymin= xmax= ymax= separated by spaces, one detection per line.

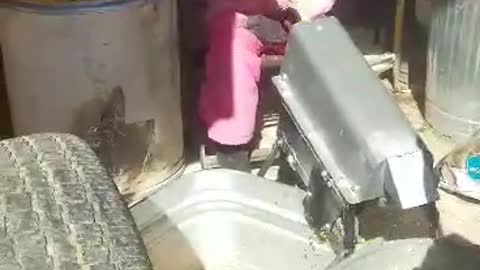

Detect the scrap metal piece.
xmin=364 ymin=52 xmax=395 ymax=75
xmin=273 ymin=17 xmax=438 ymax=208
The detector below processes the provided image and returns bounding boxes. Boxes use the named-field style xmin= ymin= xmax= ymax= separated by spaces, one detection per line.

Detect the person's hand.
xmin=280 ymin=7 xmax=301 ymax=33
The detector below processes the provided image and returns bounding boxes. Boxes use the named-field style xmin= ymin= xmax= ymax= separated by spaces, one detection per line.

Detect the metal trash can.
xmin=0 ymin=0 xmax=184 ymax=204
xmin=426 ymin=0 xmax=480 ymax=141
xmin=415 ymin=0 xmax=433 ymax=31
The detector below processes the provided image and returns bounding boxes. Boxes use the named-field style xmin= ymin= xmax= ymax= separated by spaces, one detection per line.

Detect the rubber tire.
xmin=0 ymin=133 xmax=151 ymax=270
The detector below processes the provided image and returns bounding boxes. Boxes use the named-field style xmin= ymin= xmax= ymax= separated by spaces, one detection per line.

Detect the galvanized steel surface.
xmin=131 ymin=170 xmax=477 ymax=270
xmin=274 ymin=18 xmax=438 ymax=207
xmin=132 ymin=169 xmax=337 ymax=270
xmin=426 ymin=0 xmax=480 ymax=140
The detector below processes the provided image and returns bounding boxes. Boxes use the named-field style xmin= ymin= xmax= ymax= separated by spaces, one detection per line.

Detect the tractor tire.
xmin=0 ymin=133 xmax=151 ymax=270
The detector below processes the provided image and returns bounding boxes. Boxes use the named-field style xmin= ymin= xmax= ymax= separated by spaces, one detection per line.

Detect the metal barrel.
xmin=426 ymin=0 xmax=480 ymax=141
xmin=0 ymin=0 xmax=184 ymax=201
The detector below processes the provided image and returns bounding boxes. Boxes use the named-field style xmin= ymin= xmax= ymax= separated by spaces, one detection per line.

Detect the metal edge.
xmin=132 ymin=169 xmax=310 ymax=228
xmin=127 ymin=157 xmax=186 ymax=208
xmin=272 ymin=75 xmax=362 ymax=204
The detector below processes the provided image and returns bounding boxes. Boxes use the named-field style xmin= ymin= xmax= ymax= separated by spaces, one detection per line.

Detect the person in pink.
xmin=199 ymin=0 xmax=336 ymax=171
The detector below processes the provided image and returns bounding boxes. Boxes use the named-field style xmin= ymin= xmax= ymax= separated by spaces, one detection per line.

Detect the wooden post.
xmin=393 ymin=0 xmax=408 ymax=92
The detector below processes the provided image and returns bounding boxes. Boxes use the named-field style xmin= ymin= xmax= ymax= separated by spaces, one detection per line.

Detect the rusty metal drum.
xmin=0 ymin=0 xmax=184 ymax=203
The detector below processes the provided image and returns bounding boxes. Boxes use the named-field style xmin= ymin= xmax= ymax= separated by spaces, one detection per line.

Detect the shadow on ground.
xmin=416 ymin=234 xmax=480 ymax=270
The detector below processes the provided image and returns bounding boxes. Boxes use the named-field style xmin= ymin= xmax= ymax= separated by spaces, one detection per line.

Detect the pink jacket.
xmin=200 ymin=1 xmax=336 ymax=145
xmin=207 ymin=0 xmax=336 ymax=21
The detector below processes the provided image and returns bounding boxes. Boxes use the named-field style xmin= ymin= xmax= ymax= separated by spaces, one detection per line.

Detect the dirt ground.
xmin=393 ymin=91 xmax=480 ymax=246
xmin=395 ymin=11 xmax=480 ymax=246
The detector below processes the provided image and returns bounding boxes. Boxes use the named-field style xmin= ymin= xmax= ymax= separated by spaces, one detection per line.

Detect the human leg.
xmin=199 ymin=11 xmax=263 ymax=170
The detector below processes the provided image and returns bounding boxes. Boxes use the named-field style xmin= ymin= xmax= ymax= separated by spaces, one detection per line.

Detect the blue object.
xmin=466 ymin=155 xmax=480 ymax=181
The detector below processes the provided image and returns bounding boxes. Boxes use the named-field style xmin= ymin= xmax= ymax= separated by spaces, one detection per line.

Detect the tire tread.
xmin=0 ymin=134 xmax=151 ymax=270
